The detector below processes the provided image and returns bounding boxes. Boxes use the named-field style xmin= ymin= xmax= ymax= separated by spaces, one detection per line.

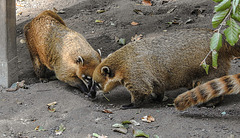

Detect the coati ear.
xmin=97 ymin=49 xmax=101 ymax=57
xmin=76 ymin=56 xmax=84 ymax=65
xmin=101 ymin=66 xmax=110 ymax=76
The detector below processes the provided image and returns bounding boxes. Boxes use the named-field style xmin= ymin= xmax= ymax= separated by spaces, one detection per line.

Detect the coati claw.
xmin=39 ymin=78 xmax=49 ymax=83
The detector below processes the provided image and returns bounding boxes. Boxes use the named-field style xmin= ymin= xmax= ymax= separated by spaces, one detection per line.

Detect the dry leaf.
xmin=142 ymin=0 xmax=152 ymax=6
xmin=48 ymin=106 xmax=56 ymax=112
xmin=131 ymin=34 xmax=143 ymax=42
xmin=97 ymin=9 xmax=105 ymax=13
xmin=47 ymin=101 xmax=57 ymax=106
xmin=16 ymin=4 xmax=24 ymax=7
xmin=47 ymin=102 xmax=57 ymax=112
xmin=167 ymin=6 xmax=177 ymax=13
xmin=141 ymin=115 xmax=155 ymax=123
xmin=55 ymin=124 xmax=65 ymax=135
xmin=17 ymin=12 xmax=23 ymax=16
xmin=133 ymin=9 xmax=144 ymax=15
xmin=102 ymin=109 xmax=113 ymax=114
xmin=131 ymin=21 xmax=139 ymax=26
xmin=35 ymin=126 xmax=46 ymax=131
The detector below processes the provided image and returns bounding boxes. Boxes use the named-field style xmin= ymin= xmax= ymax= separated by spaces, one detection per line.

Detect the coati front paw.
xmin=151 ymin=93 xmax=165 ymax=103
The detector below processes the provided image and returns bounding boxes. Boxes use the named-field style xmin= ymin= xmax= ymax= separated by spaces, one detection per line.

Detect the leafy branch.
xmin=201 ymin=0 xmax=240 ymax=74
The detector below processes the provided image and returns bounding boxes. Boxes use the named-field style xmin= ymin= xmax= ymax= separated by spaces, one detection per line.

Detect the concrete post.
xmin=0 ymin=0 xmax=18 ymax=87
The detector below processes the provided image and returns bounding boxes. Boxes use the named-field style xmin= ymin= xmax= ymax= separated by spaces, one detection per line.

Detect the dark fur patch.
xmin=223 ymin=77 xmax=233 ymax=92
xmin=190 ymin=91 xmax=198 ymax=104
xmin=237 ymin=74 xmax=240 ymax=80
xmin=209 ymin=81 xmax=220 ymax=95
xmin=198 ymin=87 xmax=208 ymax=100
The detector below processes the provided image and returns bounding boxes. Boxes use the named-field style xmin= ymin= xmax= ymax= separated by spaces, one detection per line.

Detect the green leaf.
xmin=95 ymin=20 xmax=104 ymax=23
xmin=92 ymin=133 xmax=101 ymax=137
xmin=212 ymin=50 xmax=219 ymax=69
xmin=214 ymin=0 xmax=231 ymax=12
xmin=213 ymin=0 xmax=223 ymax=2
xmin=232 ymin=4 xmax=240 ymax=22
xmin=118 ymin=38 xmax=126 ymax=45
xmin=232 ymin=0 xmax=240 ymax=14
xmin=121 ymin=120 xmax=132 ymax=124
xmin=224 ymin=18 xmax=240 ymax=46
xmin=201 ymin=61 xmax=210 ymax=75
xmin=112 ymin=123 xmax=125 ymax=128
xmin=133 ymin=130 xmax=150 ymax=138
xmin=212 ymin=9 xmax=230 ymax=28
xmin=210 ymin=33 xmax=223 ymax=51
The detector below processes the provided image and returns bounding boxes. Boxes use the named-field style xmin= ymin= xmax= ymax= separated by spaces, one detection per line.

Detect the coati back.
xmin=93 ymin=28 xmax=240 ymax=108
xmin=174 ymin=73 xmax=240 ymax=111
xmin=24 ymin=10 xmax=101 ymax=96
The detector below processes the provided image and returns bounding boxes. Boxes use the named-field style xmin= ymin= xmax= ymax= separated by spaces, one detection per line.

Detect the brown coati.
xmin=174 ymin=73 xmax=240 ymax=111
xmin=24 ymin=10 xmax=101 ymax=97
xmin=92 ymin=28 xmax=240 ymax=108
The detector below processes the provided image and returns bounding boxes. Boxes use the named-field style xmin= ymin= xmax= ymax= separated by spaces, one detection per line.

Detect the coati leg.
xmin=32 ymin=56 xmax=49 ymax=83
xmin=151 ymin=81 xmax=165 ymax=103
xmin=121 ymin=91 xmax=148 ymax=109
xmin=122 ymin=81 xmax=152 ymax=109
xmin=151 ymin=92 xmax=165 ymax=103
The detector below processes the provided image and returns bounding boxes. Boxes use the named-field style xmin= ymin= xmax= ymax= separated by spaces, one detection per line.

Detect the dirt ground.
xmin=0 ymin=0 xmax=239 ymax=137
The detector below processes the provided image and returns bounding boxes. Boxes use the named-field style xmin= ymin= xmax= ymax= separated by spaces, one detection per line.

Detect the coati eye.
xmin=76 ymin=56 xmax=84 ymax=65
xmin=101 ymin=66 xmax=110 ymax=76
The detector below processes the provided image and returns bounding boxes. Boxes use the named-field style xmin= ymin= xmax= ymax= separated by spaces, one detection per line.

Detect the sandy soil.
xmin=0 ymin=0 xmax=239 ymax=137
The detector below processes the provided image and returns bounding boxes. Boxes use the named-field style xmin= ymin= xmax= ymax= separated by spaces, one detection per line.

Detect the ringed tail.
xmin=174 ymin=73 xmax=240 ymax=111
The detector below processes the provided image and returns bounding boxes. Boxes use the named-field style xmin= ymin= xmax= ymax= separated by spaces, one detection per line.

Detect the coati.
xmin=92 ymin=28 xmax=240 ymax=108
xmin=174 ymin=73 xmax=240 ymax=111
xmin=24 ymin=10 xmax=101 ymax=97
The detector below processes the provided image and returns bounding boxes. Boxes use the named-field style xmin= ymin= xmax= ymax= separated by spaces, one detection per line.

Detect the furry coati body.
xmin=24 ymin=10 xmax=101 ymax=94
xmin=93 ymin=28 xmax=240 ymax=108
xmin=174 ymin=73 xmax=240 ymax=111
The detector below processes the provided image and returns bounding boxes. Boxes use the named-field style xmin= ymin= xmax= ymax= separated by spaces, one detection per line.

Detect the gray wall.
xmin=0 ymin=0 xmax=18 ymax=87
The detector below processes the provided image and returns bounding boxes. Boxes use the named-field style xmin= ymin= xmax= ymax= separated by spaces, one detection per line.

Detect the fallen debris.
xmin=131 ymin=34 xmax=143 ymax=42
xmin=102 ymin=109 xmax=113 ymax=114
xmin=55 ymin=124 xmax=66 ymax=135
xmin=133 ymin=129 xmax=149 ymax=138
xmin=141 ymin=115 xmax=155 ymax=123
xmin=6 ymin=80 xmax=27 ymax=92
xmin=47 ymin=101 xmax=57 ymax=112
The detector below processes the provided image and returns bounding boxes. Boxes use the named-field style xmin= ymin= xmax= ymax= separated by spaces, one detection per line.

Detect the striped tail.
xmin=174 ymin=73 xmax=240 ymax=111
